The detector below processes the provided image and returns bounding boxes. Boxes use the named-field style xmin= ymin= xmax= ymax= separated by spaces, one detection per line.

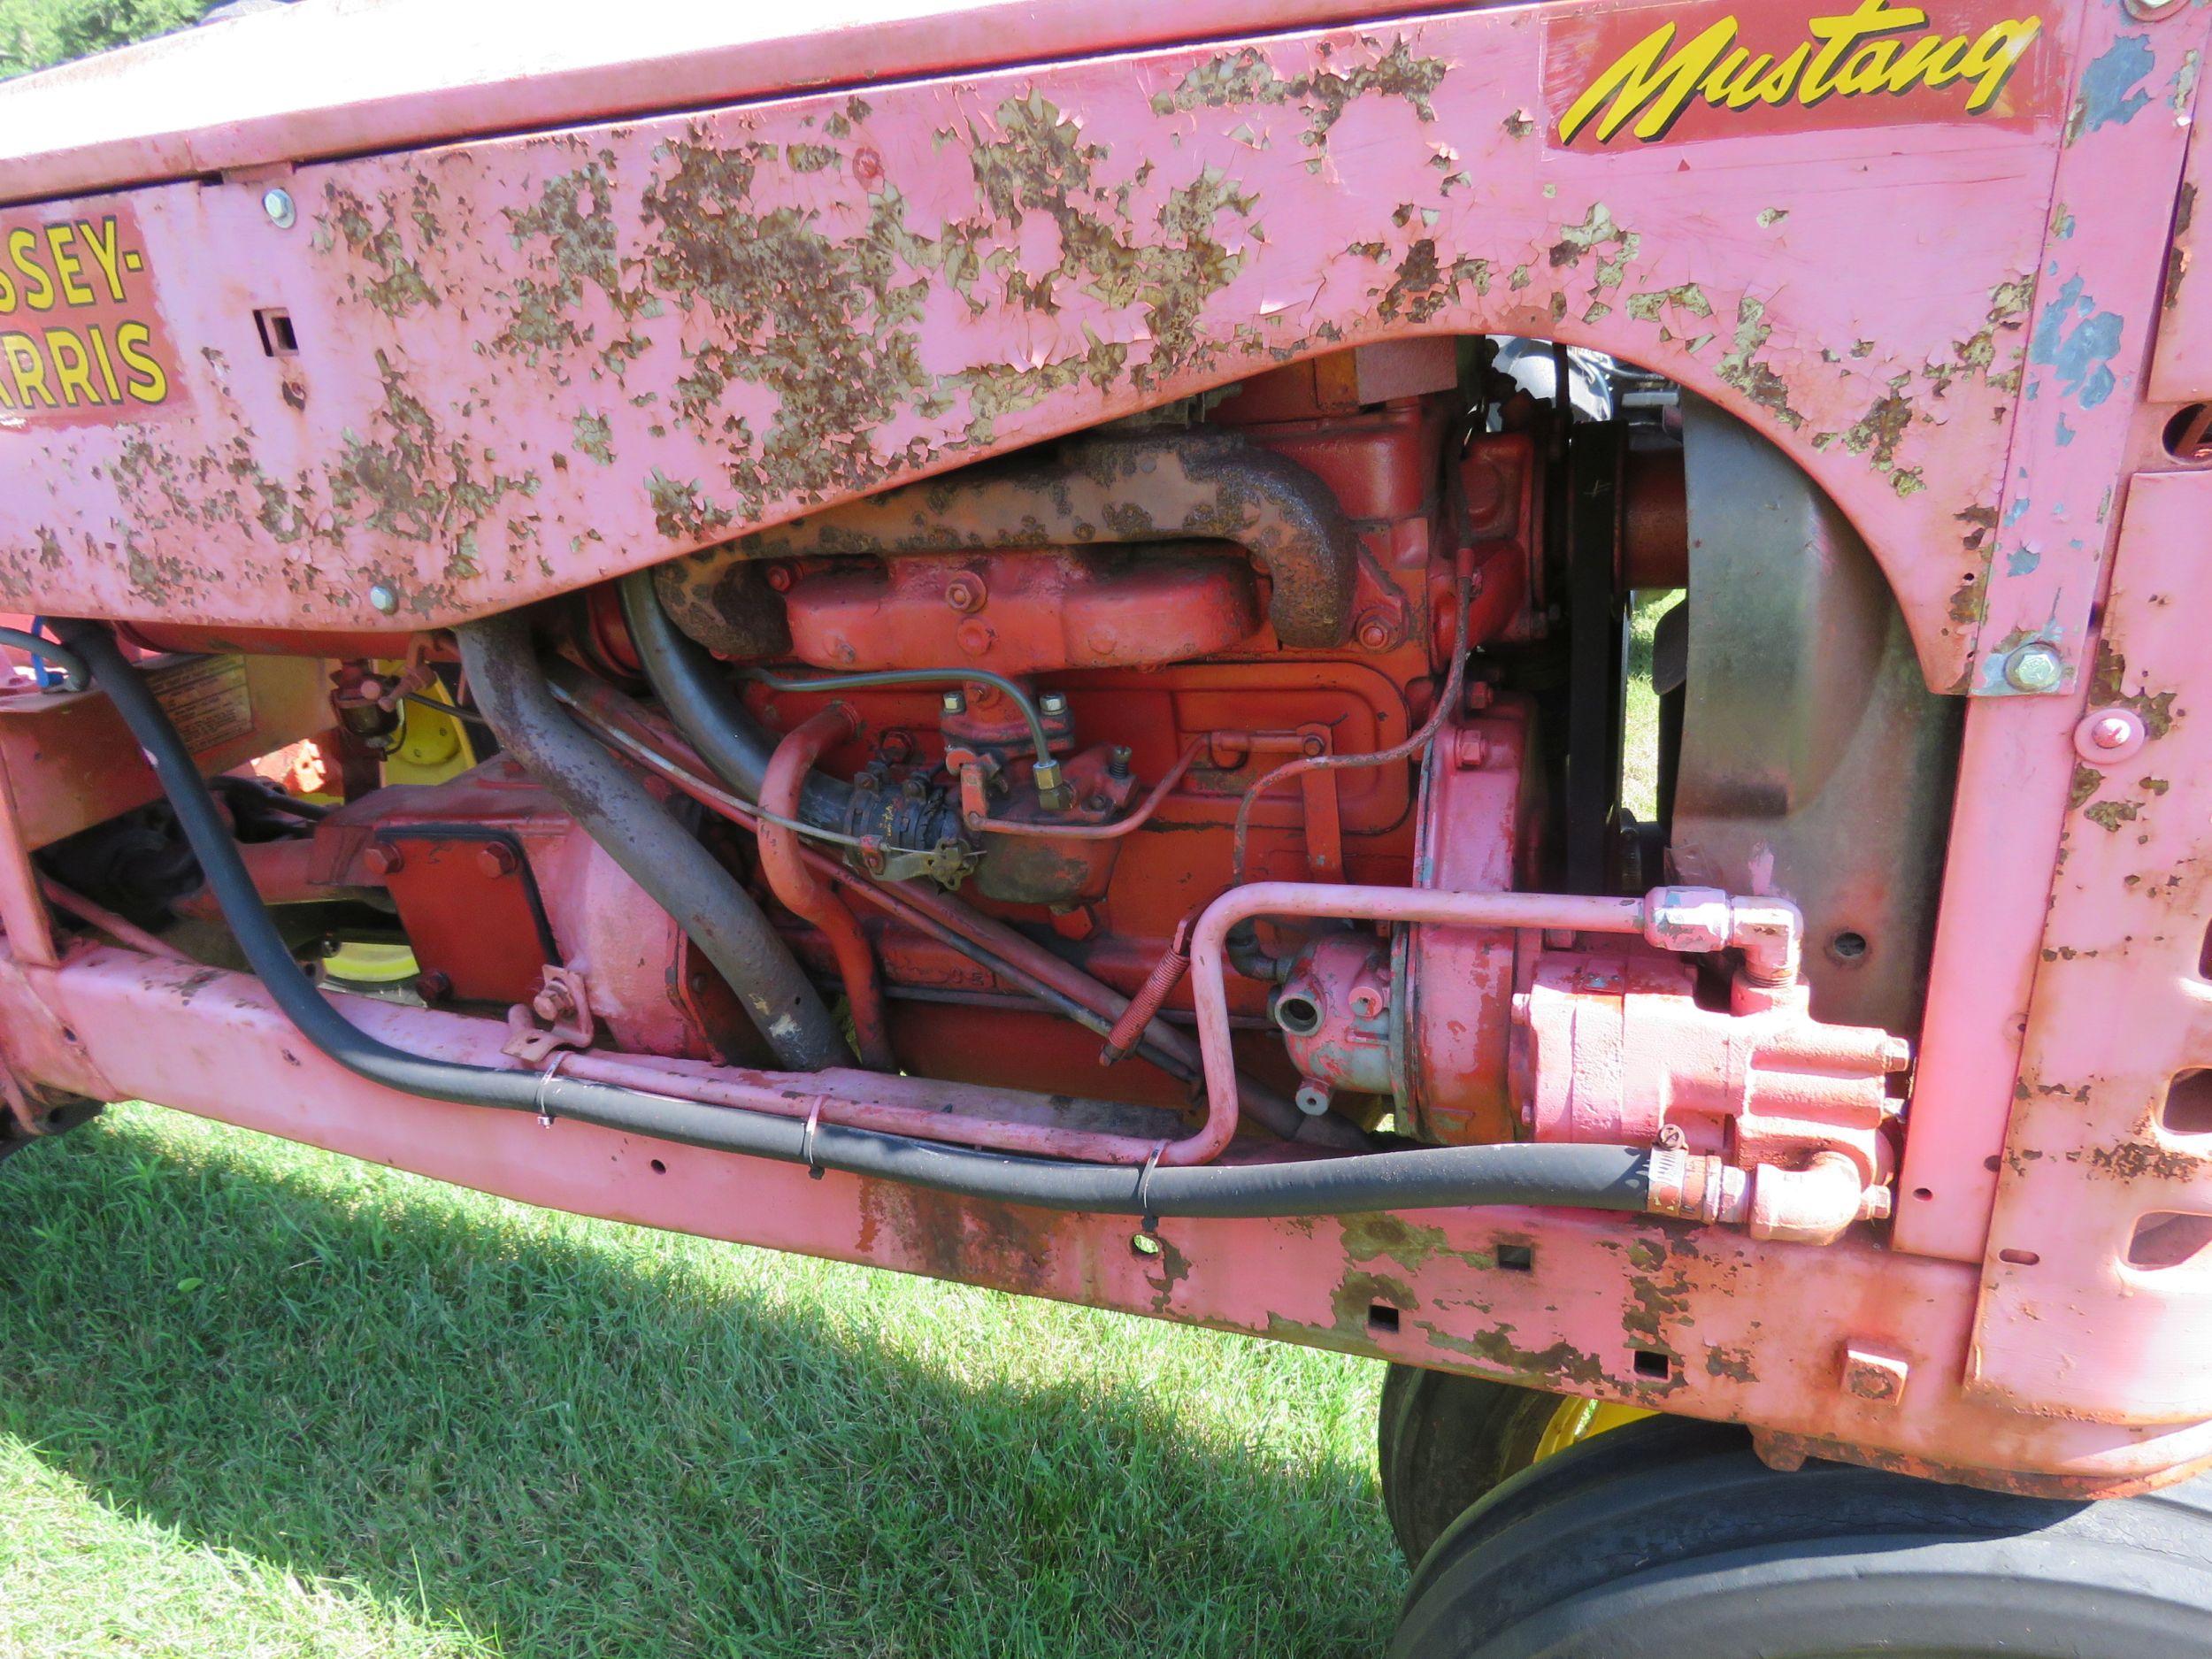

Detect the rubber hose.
xmin=618 ymin=569 xmax=850 ymax=832
xmin=58 ymin=618 xmax=1655 ymax=1220
xmin=455 ymin=611 xmax=846 ymax=1071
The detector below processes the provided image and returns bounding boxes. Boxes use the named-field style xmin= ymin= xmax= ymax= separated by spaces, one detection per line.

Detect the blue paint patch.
xmin=2029 ymin=274 xmax=2124 ymax=409
xmin=2055 ymin=412 xmax=2076 ymax=447
xmin=2076 ymin=34 xmax=2155 ymax=137
xmin=2004 ymin=497 xmax=2032 ymax=526
xmin=2007 ymin=542 xmax=2043 ymax=576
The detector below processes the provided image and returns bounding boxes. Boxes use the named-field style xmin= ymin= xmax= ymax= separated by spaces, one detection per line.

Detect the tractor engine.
xmin=43 ymin=339 xmax=1926 ymax=1245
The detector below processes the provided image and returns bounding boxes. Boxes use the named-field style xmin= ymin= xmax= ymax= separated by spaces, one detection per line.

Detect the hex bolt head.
xmin=940 ymin=690 xmax=966 ymax=715
xmin=2001 ymin=641 xmax=2065 ymax=694
xmin=363 ymin=841 xmax=404 ymax=877
xmin=476 ymin=841 xmax=519 ymax=879
xmin=262 ymin=188 xmax=296 ymax=229
xmin=1356 ymin=612 xmax=1394 ymax=652
xmin=367 ymin=582 xmax=400 ymax=615
xmin=415 ymin=969 xmax=452 ymax=1003
xmin=764 ymin=563 xmax=795 ymax=593
xmin=1039 ymin=691 xmax=1068 ymax=717
xmin=943 ymin=575 xmax=986 ymax=614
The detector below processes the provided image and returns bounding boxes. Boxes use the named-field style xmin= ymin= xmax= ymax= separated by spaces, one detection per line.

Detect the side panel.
xmin=1970 ymin=470 xmax=2212 ymax=1423
xmin=0 ymin=0 xmax=2093 ymax=694
xmin=7 ymin=944 xmax=2208 ymax=1495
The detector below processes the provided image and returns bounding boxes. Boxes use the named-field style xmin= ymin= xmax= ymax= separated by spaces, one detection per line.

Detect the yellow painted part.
xmin=380 ymin=667 xmax=477 ymax=787
xmin=1532 ymin=1398 xmax=1654 ymax=1462
xmin=323 ymin=941 xmax=419 ymax=985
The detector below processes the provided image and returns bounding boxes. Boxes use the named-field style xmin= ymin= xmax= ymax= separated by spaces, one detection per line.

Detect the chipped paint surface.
xmin=1969 ymin=2 xmax=2201 ymax=696
xmin=14 ymin=936 xmax=2211 ymax=1494
xmin=0 ymin=0 xmax=2089 ymax=691
xmin=1972 ymin=472 xmax=2212 ymax=1426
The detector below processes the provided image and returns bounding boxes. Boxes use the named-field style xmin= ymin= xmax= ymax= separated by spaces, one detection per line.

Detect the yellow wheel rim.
xmin=1532 ymin=1397 xmax=1654 ymax=1462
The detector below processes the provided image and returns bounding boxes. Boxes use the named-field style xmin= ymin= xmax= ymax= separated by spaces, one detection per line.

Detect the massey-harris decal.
xmin=0 ymin=205 xmax=180 ymax=428
xmin=1548 ymin=0 xmax=2052 ymax=147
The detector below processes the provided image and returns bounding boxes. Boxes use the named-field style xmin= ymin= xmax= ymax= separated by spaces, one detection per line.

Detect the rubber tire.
xmin=1379 ymin=1363 xmax=1564 ymax=1566
xmin=1391 ymin=1416 xmax=2212 ymax=1658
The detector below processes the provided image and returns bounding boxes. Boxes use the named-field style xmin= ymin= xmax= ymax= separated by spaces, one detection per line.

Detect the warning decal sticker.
xmin=0 ymin=204 xmax=184 ymax=429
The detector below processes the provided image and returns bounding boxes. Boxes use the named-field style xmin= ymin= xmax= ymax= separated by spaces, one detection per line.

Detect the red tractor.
xmin=0 ymin=0 xmax=2208 ymax=1648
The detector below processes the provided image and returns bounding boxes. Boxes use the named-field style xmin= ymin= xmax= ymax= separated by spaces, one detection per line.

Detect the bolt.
xmin=2090 ymin=713 xmax=2134 ymax=750
xmin=1454 ymin=729 xmax=1490 ymax=769
xmin=533 ymin=981 xmax=577 ymax=1024
xmin=1356 ymin=612 xmax=1394 ymax=652
xmin=940 ymin=689 xmax=966 ymax=715
xmin=1107 ymin=745 xmax=1133 ymax=780
xmin=1301 ymin=734 xmax=1325 ymax=757
xmin=764 ymin=563 xmax=795 ymax=593
xmin=262 ymin=187 xmax=296 ymax=229
xmin=476 ymin=841 xmax=519 ymax=879
xmin=944 ymin=575 xmax=985 ymax=613
xmin=414 ymin=969 xmax=451 ymax=1002
xmin=2001 ymin=641 xmax=2065 ymax=694
xmin=367 ymin=582 xmax=399 ymax=615
xmin=1040 ymin=691 xmax=1068 ymax=717
xmin=363 ymin=841 xmax=404 ymax=877
xmin=1087 ymin=794 xmax=1110 ymax=812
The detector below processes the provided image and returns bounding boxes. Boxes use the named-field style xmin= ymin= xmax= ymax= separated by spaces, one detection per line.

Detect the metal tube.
xmin=757 ymin=704 xmax=895 ymax=1070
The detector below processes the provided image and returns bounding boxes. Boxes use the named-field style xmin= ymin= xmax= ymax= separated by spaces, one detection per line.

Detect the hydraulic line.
xmin=618 ymin=569 xmax=852 ymax=831
xmin=58 ymin=616 xmax=1659 ymax=1221
xmin=456 ymin=611 xmax=847 ymax=1073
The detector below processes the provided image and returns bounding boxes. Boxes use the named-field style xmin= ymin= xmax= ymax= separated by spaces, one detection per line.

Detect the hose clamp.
xmin=534 ymin=1049 xmax=571 ymax=1125
xmin=801 ymin=1095 xmax=827 ymax=1179
xmin=1135 ymin=1140 xmax=1169 ymax=1232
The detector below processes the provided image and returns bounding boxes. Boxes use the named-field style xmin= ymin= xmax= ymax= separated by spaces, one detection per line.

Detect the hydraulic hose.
xmin=56 ymin=617 xmax=1658 ymax=1221
xmin=454 ymin=612 xmax=846 ymax=1073
xmin=618 ymin=569 xmax=851 ymax=832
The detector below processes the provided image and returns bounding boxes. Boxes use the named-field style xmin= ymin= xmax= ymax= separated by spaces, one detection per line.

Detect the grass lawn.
xmin=0 ymin=1104 xmax=1399 ymax=1656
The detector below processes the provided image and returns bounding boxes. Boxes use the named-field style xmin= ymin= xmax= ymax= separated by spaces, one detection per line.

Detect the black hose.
xmin=618 ymin=570 xmax=851 ymax=832
xmin=452 ymin=611 xmax=846 ymax=1073
xmin=56 ymin=617 xmax=1655 ymax=1220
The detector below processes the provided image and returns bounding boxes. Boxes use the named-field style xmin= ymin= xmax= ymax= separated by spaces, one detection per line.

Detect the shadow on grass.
xmin=0 ymin=1111 xmax=1399 ymax=1658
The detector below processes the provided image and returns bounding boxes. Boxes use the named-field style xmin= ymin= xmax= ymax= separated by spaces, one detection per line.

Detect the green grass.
xmin=0 ymin=1104 xmax=1398 ymax=1656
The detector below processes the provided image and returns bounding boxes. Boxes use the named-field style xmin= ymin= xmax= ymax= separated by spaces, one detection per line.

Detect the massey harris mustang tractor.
xmin=0 ymin=0 xmax=2209 ymax=1648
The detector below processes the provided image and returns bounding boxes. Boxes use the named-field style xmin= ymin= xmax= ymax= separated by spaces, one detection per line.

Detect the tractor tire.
xmin=1390 ymin=1415 xmax=2212 ymax=1659
xmin=1378 ymin=1364 xmax=1566 ymax=1566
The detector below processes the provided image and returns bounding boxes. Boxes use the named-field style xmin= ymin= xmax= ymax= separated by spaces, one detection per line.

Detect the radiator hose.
xmin=55 ymin=618 xmax=1655 ymax=1221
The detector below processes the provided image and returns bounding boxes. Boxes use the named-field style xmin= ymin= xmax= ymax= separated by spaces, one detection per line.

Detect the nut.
xmin=2001 ymin=641 xmax=2065 ymax=694
xmin=764 ymin=563 xmax=795 ymax=594
xmin=944 ymin=574 xmax=986 ymax=613
xmin=363 ymin=841 xmax=404 ymax=877
xmin=940 ymin=690 xmax=966 ymax=715
xmin=262 ymin=188 xmax=296 ymax=229
xmin=1356 ymin=612 xmax=1395 ymax=652
xmin=476 ymin=841 xmax=519 ymax=879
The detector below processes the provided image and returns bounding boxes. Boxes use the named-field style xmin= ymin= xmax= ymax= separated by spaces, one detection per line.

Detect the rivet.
xmin=2001 ymin=641 xmax=2064 ymax=694
xmin=368 ymin=582 xmax=399 ymax=615
xmin=262 ymin=188 xmax=296 ymax=229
